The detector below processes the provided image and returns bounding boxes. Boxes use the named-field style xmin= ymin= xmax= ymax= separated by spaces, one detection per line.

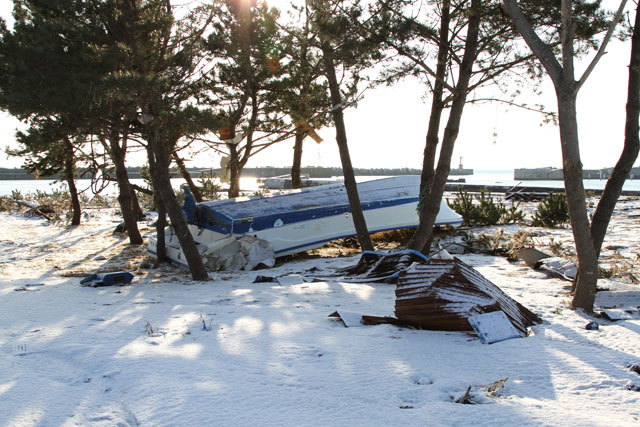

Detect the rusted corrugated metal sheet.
xmin=395 ymin=259 xmax=541 ymax=335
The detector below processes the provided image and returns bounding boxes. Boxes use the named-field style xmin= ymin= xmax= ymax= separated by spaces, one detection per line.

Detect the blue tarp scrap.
xmin=80 ymin=271 xmax=134 ymax=287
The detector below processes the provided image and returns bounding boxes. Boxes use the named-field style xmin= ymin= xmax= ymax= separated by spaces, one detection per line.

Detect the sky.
xmin=0 ymin=0 xmax=637 ymax=171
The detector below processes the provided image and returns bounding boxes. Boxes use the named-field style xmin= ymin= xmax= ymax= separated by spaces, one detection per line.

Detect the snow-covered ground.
xmin=1 ymin=206 xmax=639 ymax=426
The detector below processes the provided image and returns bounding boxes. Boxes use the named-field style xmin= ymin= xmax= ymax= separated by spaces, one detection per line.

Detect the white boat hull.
xmin=148 ymin=176 xmax=462 ymax=268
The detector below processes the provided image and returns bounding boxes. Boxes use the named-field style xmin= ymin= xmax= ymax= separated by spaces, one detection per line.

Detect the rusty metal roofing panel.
xmin=395 ymin=259 xmax=541 ymax=335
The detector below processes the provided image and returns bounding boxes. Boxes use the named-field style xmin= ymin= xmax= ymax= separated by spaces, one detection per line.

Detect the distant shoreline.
xmin=0 ymin=166 xmax=426 ymax=181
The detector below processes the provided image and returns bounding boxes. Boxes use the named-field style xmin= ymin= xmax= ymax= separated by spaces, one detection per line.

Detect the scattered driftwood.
xmin=395 ymin=259 xmax=541 ymax=335
xmin=16 ymin=200 xmax=55 ymax=220
xmin=456 ymin=378 xmax=509 ymax=404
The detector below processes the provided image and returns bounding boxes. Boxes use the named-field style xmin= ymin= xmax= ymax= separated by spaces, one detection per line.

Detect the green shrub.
xmin=477 ymin=191 xmax=503 ymax=225
xmin=531 ymin=193 xmax=569 ymax=228
xmin=197 ymin=171 xmax=222 ymax=200
xmin=446 ymin=188 xmax=477 ymax=225
xmin=447 ymin=188 xmax=524 ymax=227
xmin=502 ymin=201 xmax=525 ymax=224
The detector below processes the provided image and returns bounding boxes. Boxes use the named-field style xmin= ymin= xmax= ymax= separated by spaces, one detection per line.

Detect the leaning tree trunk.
xmin=173 ymin=152 xmax=203 ymax=202
xmin=321 ymin=41 xmax=373 ymax=252
xmin=291 ymin=128 xmax=305 ymax=189
xmin=146 ymin=133 xmax=209 ymax=281
xmin=555 ymin=89 xmax=599 ymax=311
xmin=419 ymin=0 xmax=451 ymax=194
xmin=409 ymin=0 xmax=480 ymax=254
xmin=590 ymin=5 xmax=640 ymax=257
xmin=63 ymin=137 xmax=81 ymax=226
xmin=109 ymin=134 xmax=143 ymax=245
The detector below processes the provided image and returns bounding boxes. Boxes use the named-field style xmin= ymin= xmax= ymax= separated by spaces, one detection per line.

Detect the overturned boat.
xmin=148 ymin=176 xmax=463 ymax=269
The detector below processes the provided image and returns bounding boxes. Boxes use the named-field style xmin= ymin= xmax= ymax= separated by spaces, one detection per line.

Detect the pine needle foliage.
xmin=531 ymin=193 xmax=570 ymax=228
xmin=447 ymin=188 xmax=524 ymax=227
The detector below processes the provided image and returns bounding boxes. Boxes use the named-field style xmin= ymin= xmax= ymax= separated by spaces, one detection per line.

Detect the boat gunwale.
xmin=194 ymin=196 xmax=441 ymax=235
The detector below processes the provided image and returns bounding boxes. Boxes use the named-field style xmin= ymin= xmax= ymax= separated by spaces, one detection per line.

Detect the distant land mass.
xmin=0 ymin=166 xmax=427 ymax=180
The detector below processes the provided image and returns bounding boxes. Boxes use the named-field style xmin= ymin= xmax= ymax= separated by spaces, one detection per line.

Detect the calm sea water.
xmin=1 ymin=170 xmax=639 ymax=197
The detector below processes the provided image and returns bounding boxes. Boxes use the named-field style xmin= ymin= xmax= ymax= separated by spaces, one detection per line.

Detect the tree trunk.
xmin=63 ymin=137 xmax=81 ymax=226
xmin=155 ymin=191 xmax=167 ymax=263
xmin=419 ymin=0 xmax=451 ymax=194
xmin=173 ymin=151 xmax=203 ymax=202
xmin=109 ymin=134 xmax=143 ymax=245
xmin=147 ymin=133 xmax=209 ymax=281
xmin=554 ymin=90 xmax=599 ymax=311
xmin=65 ymin=172 xmax=81 ymax=226
xmin=502 ymin=0 xmax=627 ymax=313
xmin=291 ymin=128 xmax=305 ymax=189
xmin=409 ymin=0 xmax=480 ymax=254
xmin=590 ymin=5 xmax=640 ymax=257
xmin=321 ymin=41 xmax=373 ymax=252
xmin=131 ymin=188 xmax=144 ymax=221
xmin=227 ymin=143 xmax=242 ymax=198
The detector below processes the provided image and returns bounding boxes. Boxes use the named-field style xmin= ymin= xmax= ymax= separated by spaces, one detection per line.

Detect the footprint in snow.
xmin=411 ymin=375 xmax=434 ymax=386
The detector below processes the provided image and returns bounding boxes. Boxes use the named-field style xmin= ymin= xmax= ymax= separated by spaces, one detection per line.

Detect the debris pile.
xmin=394 ymin=259 xmax=541 ymax=335
xmin=17 ymin=200 xmax=56 ymax=220
xmin=517 ymin=248 xmax=576 ymax=281
xmin=332 ymin=250 xmax=429 ymax=282
xmin=199 ymin=235 xmax=275 ymax=272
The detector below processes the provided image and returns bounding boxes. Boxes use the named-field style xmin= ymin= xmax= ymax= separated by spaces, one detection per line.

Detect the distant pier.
xmin=449 ymin=157 xmax=473 ymax=176
xmin=514 ymin=167 xmax=640 ymax=180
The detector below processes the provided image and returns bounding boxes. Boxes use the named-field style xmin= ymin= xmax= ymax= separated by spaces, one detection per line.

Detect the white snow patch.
xmin=1 ymin=209 xmax=639 ymax=426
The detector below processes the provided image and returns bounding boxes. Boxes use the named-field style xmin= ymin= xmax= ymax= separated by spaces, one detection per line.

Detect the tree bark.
xmin=409 ymin=0 xmax=480 ymax=254
xmin=554 ymin=89 xmax=599 ymax=311
xmin=321 ymin=41 xmax=373 ymax=252
xmin=131 ymin=187 xmax=144 ymax=221
xmin=419 ymin=0 xmax=451 ymax=194
xmin=146 ymin=129 xmax=209 ymax=281
xmin=155 ymin=190 xmax=167 ymax=263
xmin=62 ymin=137 xmax=81 ymax=226
xmin=590 ymin=5 xmax=640 ymax=257
xmin=291 ymin=128 xmax=305 ymax=189
xmin=227 ymin=143 xmax=241 ymax=198
xmin=108 ymin=134 xmax=143 ymax=245
xmin=173 ymin=151 xmax=203 ymax=202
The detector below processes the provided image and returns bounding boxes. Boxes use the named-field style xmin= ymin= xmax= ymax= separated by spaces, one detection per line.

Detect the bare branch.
xmin=502 ymin=0 xmax=564 ymax=86
xmin=576 ymin=0 xmax=628 ymax=91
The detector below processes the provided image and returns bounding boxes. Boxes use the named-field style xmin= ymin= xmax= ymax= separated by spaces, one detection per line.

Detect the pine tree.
xmin=306 ymin=0 xmax=390 ymax=252
xmin=275 ymin=2 xmax=332 ymax=188
xmin=204 ymin=0 xmax=286 ymax=197
xmin=0 ymin=0 xmax=144 ymax=241
xmin=109 ymin=0 xmax=215 ymax=280
xmin=503 ymin=0 xmax=636 ymax=312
